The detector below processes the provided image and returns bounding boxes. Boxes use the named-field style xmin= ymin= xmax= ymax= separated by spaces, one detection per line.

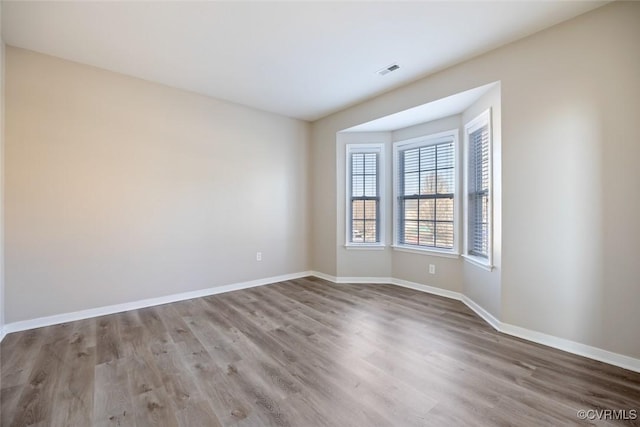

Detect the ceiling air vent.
xmin=377 ymin=63 xmax=400 ymax=76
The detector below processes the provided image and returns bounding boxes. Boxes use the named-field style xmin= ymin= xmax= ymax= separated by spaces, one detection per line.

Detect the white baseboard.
xmin=3 ymin=269 xmax=639 ymax=373
xmin=338 ymin=276 xmax=393 ymax=284
xmin=2 ymin=271 xmax=312 ymax=336
xmin=310 ymin=271 xmax=640 ymax=373
xmin=499 ymin=322 xmax=640 ymax=373
xmin=391 ymin=277 xmax=463 ymax=301
xmin=310 ymin=272 xmax=461 ymax=300
xmin=461 ymin=295 xmax=502 ymax=331
xmin=309 ymin=271 xmax=393 ymax=285
xmin=308 ymin=270 xmax=338 ymax=283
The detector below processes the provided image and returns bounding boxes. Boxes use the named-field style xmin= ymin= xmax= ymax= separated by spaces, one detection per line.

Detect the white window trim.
xmin=392 ymin=129 xmax=460 ymax=256
xmin=462 ymin=253 xmax=493 ymax=271
xmin=463 ymin=108 xmax=494 ymax=270
xmin=345 ymin=245 xmax=386 ymax=251
xmin=345 ymin=143 xmax=385 ymax=248
xmin=391 ymin=245 xmax=459 ymax=259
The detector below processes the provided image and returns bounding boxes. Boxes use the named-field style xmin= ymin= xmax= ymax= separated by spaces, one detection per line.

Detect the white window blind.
xmin=467 ymin=123 xmax=490 ymax=258
xmin=463 ymin=109 xmax=493 ymax=268
xmin=397 ymin=141 xmax=455 ymax=249
xmin=349 ymin=149 xmax=380 ymax=244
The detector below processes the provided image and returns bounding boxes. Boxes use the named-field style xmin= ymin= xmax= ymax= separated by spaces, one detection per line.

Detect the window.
xmin=464 ymin=109 xmax=492 ymax=267
xmin=393 ymin=130 xmax=458 ymax=254
xmin=346 ymin=144 xmax=384 ymax=246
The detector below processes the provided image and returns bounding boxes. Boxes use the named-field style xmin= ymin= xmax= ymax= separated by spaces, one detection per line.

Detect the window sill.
xmin=344 ymin=244 xmax=386 ymax=251
xmin=391 ymin=245 xmax=459 ymax=259
xmin=462 ymin=254 xmax=494 ymax=271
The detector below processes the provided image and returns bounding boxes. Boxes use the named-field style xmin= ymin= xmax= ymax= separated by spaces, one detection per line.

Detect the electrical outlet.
xmin=429 ymin=264 xmax=436 ymax=274
xmin=256 ymin=252 xmax=262 ymax=261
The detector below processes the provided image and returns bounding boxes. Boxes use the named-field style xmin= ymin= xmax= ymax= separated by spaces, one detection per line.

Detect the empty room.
xmin=1 ymin=1 xmax=639 ymax=426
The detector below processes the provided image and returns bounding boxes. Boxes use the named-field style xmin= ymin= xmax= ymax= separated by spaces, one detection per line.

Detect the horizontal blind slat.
xmin=468 ymin=125 xmax=490 ymax=258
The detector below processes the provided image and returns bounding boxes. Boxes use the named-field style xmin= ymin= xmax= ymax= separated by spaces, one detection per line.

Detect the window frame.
xmin=345 ymin=143 xmax=385 ymax=249
xmin=392 ymin=129 xmax=460 ymax=257
xmin=463 ymin=109 xmax=494 ymax=270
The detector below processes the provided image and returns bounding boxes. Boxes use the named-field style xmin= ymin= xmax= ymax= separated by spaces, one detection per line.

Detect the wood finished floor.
xmin=2 ymin=277 xmax=640 ymax=427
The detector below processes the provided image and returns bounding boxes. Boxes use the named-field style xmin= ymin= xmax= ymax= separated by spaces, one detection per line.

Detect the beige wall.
xmin=310 ymin=2 xmax=640 ymax=359
xmin=5 ymin=47 xmax=310 ymax=323
xmin=500 ymin=3 xmax=640 ymax=358
xmin=310 ymin=119 xmax=338 ymax=276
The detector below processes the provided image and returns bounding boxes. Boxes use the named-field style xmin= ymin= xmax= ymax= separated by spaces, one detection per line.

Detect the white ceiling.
xmin=2 ymin=1 xmax=606 ymax=121
xmin=343 ymin=82 xmax=497 ymax=132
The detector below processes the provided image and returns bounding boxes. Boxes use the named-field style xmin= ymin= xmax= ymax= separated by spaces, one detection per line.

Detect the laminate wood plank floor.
xmin=2 ymin=277 xmax=640 ymax=426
